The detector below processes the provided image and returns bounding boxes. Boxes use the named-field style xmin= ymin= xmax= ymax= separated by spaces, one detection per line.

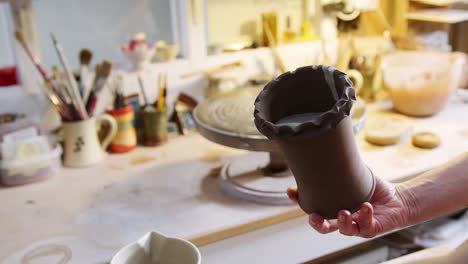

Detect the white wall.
xmin=32 ymin=0 xmax=175 ymax=70
xmin=0 ymin=3 xmax=14 ymax=67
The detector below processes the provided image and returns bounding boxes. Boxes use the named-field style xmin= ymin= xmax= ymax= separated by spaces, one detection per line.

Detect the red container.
xmin=0 ymin=66 xmax=18 ymax=87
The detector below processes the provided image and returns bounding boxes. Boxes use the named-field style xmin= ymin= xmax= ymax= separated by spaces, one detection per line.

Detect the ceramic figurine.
xmin=122 ymin=32 xmax=155 ymax=72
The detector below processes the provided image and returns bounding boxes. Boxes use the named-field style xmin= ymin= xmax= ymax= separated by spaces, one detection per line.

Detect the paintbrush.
xmin=86 ymin=61 xmax=113 ymax=116
xmin=14 ymin=30 xmax=58 ymax=93
xmin=113 ymin=75 xmax=126 ymax=109
xmin=38 ymin=81 xmax=73 ymax=121
xmin=14 ymin=30 xmax=73 ymax=120
xmin=51 ymin=65 xmax=75 ymax=109
xmin=157 ymin=73 xmax=167 ymax=110
xmin=85 ymin=64 xmax=100 ymax=115
xmin=50 ymin=33 xmax=88 ymax=120
xmin=79 ymin=48 xmax=92 ymax=98
xmin=137 ymin=74 xmax=150 ymax=107
xmin=92 ymin=60 xmax=113 ymax=94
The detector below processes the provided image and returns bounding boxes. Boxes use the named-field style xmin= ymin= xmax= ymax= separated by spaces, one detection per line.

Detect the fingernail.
xmin=362 ymin=206 xmax=369 ymax=213
xmin=288 ymin=186 xmax=297 ymax=191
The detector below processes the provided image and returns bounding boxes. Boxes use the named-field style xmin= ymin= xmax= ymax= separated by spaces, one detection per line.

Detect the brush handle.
xmin=79 ymin=65 xmax=91 ymax=99
xmin=19 ymin=41 xmax=58 ymax=93
xmin=137 ymin=75 xmax=149 ymax=106
xmin=86 ymin=91 xmax=98 ymax=116
xmin=68 ymin=103 xmax=82 ymax=120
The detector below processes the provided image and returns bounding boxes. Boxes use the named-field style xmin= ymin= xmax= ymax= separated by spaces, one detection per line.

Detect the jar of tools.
xmin=135 ymin=72 xmax=168 ymax=146
xmin=138 ymin=106 xmax=168 ymax=146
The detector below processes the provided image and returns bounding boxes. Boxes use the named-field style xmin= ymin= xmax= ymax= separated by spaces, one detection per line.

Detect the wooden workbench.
xmin=1 ymin=99 xmax=468 ymax=264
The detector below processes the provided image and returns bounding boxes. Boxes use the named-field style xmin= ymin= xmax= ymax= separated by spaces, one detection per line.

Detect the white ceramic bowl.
xmin=382 ymin=51 xmax=465 ymax=116
xmin=111 ymin=232 xmax=201 ymax=264
xmin=156 ymin=41 xmax=179 ymax=62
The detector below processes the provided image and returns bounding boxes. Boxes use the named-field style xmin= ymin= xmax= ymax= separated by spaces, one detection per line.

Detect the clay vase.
xmin=254 ymin=65 xmax=375 ymax=219
xmin=106 ymin=105 xmax=137 ymax=153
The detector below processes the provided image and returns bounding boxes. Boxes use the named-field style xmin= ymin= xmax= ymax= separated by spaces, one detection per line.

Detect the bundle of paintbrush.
xmin=14 ymin=30 xmax=114 ymax=121
xmin=13 ymin=30 xmax=91 ymax=121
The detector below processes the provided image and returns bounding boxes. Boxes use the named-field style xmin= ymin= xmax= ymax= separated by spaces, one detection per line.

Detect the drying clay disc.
xmin=412 ymin=132 xmax=441 ymax=149
xmin=365 ymin=115 xmax=411 ymax=146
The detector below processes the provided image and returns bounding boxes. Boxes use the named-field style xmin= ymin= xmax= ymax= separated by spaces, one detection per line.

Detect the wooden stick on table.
xmin=188 ymin=208 xmax=305 ymax=247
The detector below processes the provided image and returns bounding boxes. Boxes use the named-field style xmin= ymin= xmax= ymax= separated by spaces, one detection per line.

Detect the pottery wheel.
xmin=194 ymin=86 xmax=367 ymax=205
xmin=196 ymin=86 xmax=262 ymax=136
xmin=219 ymin=152 xmax=295 ymax=205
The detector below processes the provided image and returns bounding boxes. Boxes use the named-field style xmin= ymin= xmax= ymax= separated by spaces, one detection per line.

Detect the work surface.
xmin=1 ymin=100 xmax=468 ymax=263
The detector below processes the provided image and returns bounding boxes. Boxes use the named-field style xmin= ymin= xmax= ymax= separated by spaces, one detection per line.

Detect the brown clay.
xmin=254 ymin=66 xmax=375 ymax=219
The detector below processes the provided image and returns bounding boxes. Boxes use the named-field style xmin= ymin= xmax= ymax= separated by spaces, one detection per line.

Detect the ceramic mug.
xmin=62 ymin=114 xmax=117 ymax=167
xmin=111 ymin=231 xmax=201 ymax=264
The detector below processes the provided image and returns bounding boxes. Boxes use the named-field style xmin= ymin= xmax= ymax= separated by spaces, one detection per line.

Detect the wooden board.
xmin=189 ymin=208 xmax=305 ymax=247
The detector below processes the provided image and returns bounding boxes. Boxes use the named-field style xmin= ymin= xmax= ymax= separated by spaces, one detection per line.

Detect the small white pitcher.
xmin=111 ymin=232 xmax=201 ymax=264
xmin=62 ymin=114 xmax=117 ymax=167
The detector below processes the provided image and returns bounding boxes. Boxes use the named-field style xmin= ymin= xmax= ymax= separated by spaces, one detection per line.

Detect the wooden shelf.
xmin=407 ymin=8 xmax=468 ymax=24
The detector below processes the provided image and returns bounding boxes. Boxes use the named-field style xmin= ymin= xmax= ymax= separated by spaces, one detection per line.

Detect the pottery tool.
xmin=157 ymin=73 xmax=167 ymax=110
xmin=50 ymin=33 xmax=88 ymax=120
xmin=262 ymin=20 xmax=287 ymax=73
xmin=181 ymin=61 xmax=242 ymax=78
xmin=85 ymin=61 xmax=113 ymax=116
xmin=137 ymin=74 xmax=150 ymax=107
xmin=113 ymin=75 xmax=126 ymax=109
xmin=79 ymin=48 xmax=93 ymax=98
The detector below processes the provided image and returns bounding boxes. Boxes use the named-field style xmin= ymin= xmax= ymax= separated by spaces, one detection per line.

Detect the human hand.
xmin=287 ymin=176 xmax=411 ymax=238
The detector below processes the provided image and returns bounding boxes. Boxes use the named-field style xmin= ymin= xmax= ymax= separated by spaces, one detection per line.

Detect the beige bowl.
xmin=382 ymin=51 xmax=465 ymax=117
